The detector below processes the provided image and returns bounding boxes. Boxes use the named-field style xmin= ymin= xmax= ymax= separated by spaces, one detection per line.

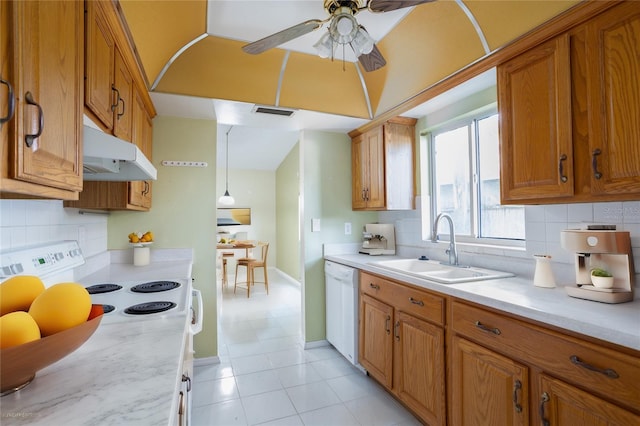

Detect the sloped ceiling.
xmin=120 ymin=0 xmax=580 ymax=120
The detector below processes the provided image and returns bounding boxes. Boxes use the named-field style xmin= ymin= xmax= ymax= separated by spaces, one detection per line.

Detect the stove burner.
xmin=124 ymin=301 xmax=177 ymax=315
xmin=101 ymin=304 xmax=115 ymax=314
xmin=86 ymin=284 xmax=123 ymax=294
xmin=130 ymin=281 xmax=181 ymax=294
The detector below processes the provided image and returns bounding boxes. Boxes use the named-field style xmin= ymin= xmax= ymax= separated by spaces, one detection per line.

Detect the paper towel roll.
xmin=133 ymin=246 xmax=150 ymax=266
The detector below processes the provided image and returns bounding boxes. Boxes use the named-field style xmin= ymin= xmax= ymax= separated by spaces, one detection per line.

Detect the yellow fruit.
xmin=130 ymin=235 xmax=140 ymax=243
xmin=143 ymin=231 xmax=153 ymax=241
xmin=0 ymin=311 xmax=41 ymax=349
xmin=0 ymin=275 xmax=46 ymax=316
xmin=28 ymin=283 xmax=91 ymax=336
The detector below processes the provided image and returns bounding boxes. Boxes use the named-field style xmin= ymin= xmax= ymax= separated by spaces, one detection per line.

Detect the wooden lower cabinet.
xmin=450 ymin=336 xmax=529 ymax=426
xmin=359 ymin=273 xmax=446 ymax=425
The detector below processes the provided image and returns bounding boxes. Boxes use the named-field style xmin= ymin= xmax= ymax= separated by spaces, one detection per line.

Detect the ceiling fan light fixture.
xmin=351 ymin=26 xmax=375 ymax=56
xmin=329 ymin=10 xmax=358 ymax=44
xmin=313 ymin=31 xmax=334 ymax=59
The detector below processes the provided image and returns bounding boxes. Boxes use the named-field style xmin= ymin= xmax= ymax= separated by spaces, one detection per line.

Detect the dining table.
xmin=216 ymin=241 xmax=256 ymax=258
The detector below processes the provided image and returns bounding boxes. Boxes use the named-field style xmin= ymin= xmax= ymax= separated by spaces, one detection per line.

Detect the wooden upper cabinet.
xmin=1 ymin=0 xmax=83 ymax=199
xmin=498 ymin=2 xmax=640 ymax=204
xmin=585 ymin=2 xmax=640 ymax=196
xmin=498 ymin=35 xmax=573 ymax=203
xmin=350 ymin=117 xmax=416 ymax=211
xmin=85 ymin=0 xmax=115 ymax=130
xmin=128 ymin=89 xmax=152 ymax=210
xmin=113 ymin=47 xmax=133 ymax=142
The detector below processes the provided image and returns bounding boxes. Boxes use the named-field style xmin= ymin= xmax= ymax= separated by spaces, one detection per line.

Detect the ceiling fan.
xmin=242 ymin=0 xmax=435 ymax=72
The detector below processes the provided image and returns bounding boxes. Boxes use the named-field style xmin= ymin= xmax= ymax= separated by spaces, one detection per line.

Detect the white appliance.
xmin=324 ymin=260 xmax=360 ymax=367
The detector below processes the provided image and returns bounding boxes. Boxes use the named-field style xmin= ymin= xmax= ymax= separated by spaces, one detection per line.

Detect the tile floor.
xmin=191 ymin=269 xmax=421 ymax=426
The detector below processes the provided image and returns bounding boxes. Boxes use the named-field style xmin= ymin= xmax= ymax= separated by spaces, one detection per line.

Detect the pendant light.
xmin=218 ymin=125 xmax=235 ymax=206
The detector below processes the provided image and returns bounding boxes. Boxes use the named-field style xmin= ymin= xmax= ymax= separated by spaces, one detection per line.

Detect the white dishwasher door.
xmin=325 ymin=260 xmax=359 ymax=366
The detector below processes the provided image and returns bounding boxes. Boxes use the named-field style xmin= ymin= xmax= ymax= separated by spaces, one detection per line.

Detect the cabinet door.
xmin=498 ymin=35 xmax=573 ymax=202
xmin=359 ymin=293 xmax=393 ymax=388
xmin=113 ymin=47 xmax=133 ymax=142
xmin=365 ymin=126 xmax=385 ymax=209
xmin=384 ymin=122 xmax=415 ymax=210
xmin=128 ymin=90 xmax=151 ymax=209
xmin=538 ymin=374 xmax=639 ymax=426
xmin=451 ymin=336 xmax=529 ymax=426
xmin=352 ymin=134 xmax=367 ymax=209
xmin=394 ymin=311 xmax=445 ymax=426
xmin=9 ymin=0 xmax=83 ymax=193
xmin=586 ymin=3 xmax=640 ymax=196
xmin=1 ymin=0 xmax=9 ymax=154
xmin=85 ymin=0 xmax=115 ymax=130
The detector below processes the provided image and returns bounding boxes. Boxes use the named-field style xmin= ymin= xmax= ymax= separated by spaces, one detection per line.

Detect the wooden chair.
xmin=234 ymin=242 xmax=269 ymax=297
xmin=221 ymin=252 xmax=234 ymax=287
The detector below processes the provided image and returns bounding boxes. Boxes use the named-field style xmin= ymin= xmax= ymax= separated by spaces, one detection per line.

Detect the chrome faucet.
xmin=432 ymin=213 xmax=459 ymax=266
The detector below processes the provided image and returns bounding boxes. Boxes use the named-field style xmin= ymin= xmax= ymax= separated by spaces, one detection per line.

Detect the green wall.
xmin=107 ymin=116 xmax=218 ymax=358
xmin=300 ymin=130 xmax=377 ymax=343
xmin=276 ymin=142 xmax=301 ymax=280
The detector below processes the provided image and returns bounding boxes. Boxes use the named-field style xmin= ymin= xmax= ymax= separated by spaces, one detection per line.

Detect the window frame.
xmin=422 ymin=106 xmax=525 ymax=248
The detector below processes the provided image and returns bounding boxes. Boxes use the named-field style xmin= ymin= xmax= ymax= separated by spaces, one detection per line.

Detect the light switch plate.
xmin=345 ymin=222 xmax=352 ymax=235
xmin=312 ymin=218 xmax=321 ymax=232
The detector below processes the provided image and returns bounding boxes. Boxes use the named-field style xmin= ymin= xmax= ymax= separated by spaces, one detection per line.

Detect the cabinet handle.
xmin=539 ymin=392 xmax=550 ymax=426
xmin=142 ymin=181 xmax=150 ymax=195
xmin=1 ymin=78 xmax=15 ymax=125
xmin=409 ymin=297 xmax=424 ymax=306
xmin=385 ymin=315 xmax=391 ymax=335
xmin=111 ymin=85 xmax=120 ymax=112
xmin=362 ymin=189 xmax=366 ymax=201
xmin=558 ymin=154 xmax=568 ymax=183
xmin=24 ymin=92 xmax=44 ymax=148
xmin=569 ymin=355 xmax=619 ymax=379
xmin=182 ymin=374 xmax=192 ymax=392
xmin=394 ymin=321 xmax=400 ymax=341
xmin=512 ymin=379 xmax=523 ymax=413
xmin=369 ymin=282 xmax=380 ymax=290
xmin=474 ymin=321 xmax=501 ymax=335
xmin=592 ymin=149 xmax=603 ymax=180
xmin=178 ymin=390 xmax=185 ymax=424
xmin=117 ymin=97 xmax=125 ymax=119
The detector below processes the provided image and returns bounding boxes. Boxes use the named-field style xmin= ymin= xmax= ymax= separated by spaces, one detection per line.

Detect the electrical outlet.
xmin=345 ymin=222 xmax=352 ymax=235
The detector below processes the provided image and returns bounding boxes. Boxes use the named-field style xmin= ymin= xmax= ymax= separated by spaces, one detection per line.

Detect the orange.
xmin=0 ymin=311 xmax=41 ymax=348
xmin=28 ymin=283 xmax=91 ymax=336
xmin=0 ymin=275 xmax=45 ymax=315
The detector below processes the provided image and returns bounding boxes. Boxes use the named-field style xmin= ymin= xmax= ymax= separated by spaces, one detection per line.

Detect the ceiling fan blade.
xmin=358 ymin=44 xmax=386 ymax=72
xmin=242 ymin=19 xmax=324 ymax=55
xmin=368 ymin=0 xmax=435 ymax=13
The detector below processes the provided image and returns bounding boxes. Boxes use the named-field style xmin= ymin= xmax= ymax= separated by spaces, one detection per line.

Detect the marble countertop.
xmin=325 ymin=254 xmax=640 ymax=351
xmin=1 ymin=254 xmax=193 ymax=425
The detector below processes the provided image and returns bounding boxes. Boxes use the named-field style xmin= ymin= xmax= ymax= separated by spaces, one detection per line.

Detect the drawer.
xmin=360 ymin=272 xmax=395 ymax=299
xmin=452 ymin=301 xmax=640 ymax=411
xmin=393 ymin=285 xmax=444 ymax=326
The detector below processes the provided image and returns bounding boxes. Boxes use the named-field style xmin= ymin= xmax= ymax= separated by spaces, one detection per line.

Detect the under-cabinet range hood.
xmin=83 ymin=125 xmax=157 ymax=181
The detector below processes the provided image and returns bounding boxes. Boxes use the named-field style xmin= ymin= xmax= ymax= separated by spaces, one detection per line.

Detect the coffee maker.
xmin=560 ymin=229 xmax=635 ymax=303
xmin=359 ymin=224 xmax=396 ymax=255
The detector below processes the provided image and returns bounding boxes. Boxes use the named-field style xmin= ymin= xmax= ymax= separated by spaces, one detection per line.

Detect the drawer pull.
xmin=369 ymin=283 xmax=380 ymax=290
xmin=540 ymin=392 xmax=550 ymax=426
xmin=475 ymin=321 xmax=501 ymax=335
xmin=512 ymin=380 xmax=522 ymax=413
xmin=385 ymin=315 xmax=391 ymax=335
xmin=409 ymin=297 xmax=424 ymax=306
xmin=569 ymin=355 xmax=619 ymax=379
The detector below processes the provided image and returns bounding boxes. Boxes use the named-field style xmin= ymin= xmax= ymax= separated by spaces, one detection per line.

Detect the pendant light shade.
xmin=218 ymin=125 xmax=235 ymax=206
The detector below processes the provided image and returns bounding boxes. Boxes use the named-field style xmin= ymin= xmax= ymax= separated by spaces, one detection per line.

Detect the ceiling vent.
xmin=252 ymin=105 xmax=296 ymax=117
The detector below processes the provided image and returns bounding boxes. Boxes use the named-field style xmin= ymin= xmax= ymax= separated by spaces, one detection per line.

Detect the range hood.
xmin=83 ymin=125 xmax=157 ymax=181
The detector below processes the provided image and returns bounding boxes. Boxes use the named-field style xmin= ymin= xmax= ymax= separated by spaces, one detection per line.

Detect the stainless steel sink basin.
xmin=369 ymin=258 xmax=514 ymax=284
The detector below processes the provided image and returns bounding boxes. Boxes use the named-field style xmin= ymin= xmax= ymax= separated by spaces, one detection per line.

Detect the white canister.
xmin=533 ymin=255 xmax=556 ymax=288
xmin=133 ymin=246 xmax=151 ymax=266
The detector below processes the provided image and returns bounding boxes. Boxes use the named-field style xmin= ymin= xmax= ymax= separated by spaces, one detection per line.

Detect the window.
xmin=427 ymin=111 xmax=525 ymax=242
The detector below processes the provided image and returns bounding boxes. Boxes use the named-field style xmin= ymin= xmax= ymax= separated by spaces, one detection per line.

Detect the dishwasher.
xmin=324 ymin=260 xmax=359 ymax=367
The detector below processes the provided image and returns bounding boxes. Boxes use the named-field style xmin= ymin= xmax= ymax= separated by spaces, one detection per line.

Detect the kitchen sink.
xmin=369 ymin=258 xmax=514 ymax=284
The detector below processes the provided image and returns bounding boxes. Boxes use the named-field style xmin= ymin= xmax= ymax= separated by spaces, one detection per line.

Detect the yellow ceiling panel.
xmin=463 ymin=0 xmax=581 ymax=50
xmin=280 ymin=54 xmax=370 ymax=118
xmin=155 ymin=36 xmax=284 ymax=106
xmin=365 ymin=1 xmax=485 ymax=116
xmin=119 ymin=0 xmax=207 ymax=87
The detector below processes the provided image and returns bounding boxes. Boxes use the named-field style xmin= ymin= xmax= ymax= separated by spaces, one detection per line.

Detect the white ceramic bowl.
xmin=591 ymin=274 xmax=614 ymax=289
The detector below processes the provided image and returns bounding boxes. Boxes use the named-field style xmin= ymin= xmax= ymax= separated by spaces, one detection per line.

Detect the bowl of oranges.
xmin=0 ymin=276 xmax=103 ymax=395
xmin=128 ymin=230 xmax=154 ymax=246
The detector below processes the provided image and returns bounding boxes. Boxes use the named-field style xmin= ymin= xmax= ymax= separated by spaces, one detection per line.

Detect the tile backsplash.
xmin=0 ymin=200 xmax=108 ymax=259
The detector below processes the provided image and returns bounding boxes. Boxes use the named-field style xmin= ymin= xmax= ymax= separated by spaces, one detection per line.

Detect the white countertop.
xmin=1 ymin=254 xmax=193 ymax=425
xmin=325 ymin=254 xmax=640 ymax=351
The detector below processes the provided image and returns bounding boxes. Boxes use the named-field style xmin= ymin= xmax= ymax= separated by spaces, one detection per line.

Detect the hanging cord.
xmin=225 ymin=125 xmax=233 ymax=193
